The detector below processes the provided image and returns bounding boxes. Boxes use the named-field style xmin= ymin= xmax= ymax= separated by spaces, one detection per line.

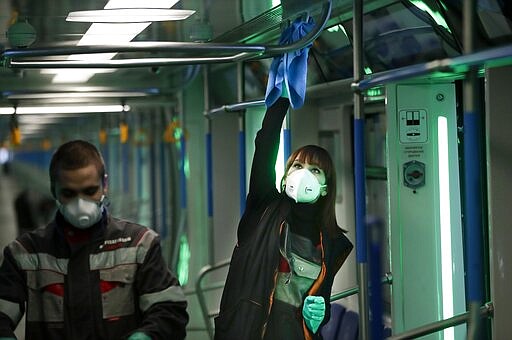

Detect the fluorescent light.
xmin=5 ymin=91 xmax=154 ymax=99
xmin=105 ymin=0 xmax=180 ymax=9
xmin=0 ymin=105 xmax=130 ymax=115
xmin=41 ymin=68 xmax=117 ymax=84
xmin=438 ymin=116 xmax=454 ymax=340
xmin=67 ymin=8 xmax=195 ymax=23
xmin=54 ymin=0 xmax=193 ymax=83
xmin=0 ymin=148 xmax=9 ymax=164
xmin=78 ymin=23 xmax=152 ymax=45
xmin=0 ymin=107 xmax=15 ymax=114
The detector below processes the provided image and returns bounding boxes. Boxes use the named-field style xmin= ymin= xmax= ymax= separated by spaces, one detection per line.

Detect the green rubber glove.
xmin=302 ymin=295 xmax=325 ymax=334
xmin=127 ymin=332 xmax=151 ymax=340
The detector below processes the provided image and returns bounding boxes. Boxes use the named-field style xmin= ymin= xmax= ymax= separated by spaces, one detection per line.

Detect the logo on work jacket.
xmin=99 ymin=237 xmax=132 ymax=250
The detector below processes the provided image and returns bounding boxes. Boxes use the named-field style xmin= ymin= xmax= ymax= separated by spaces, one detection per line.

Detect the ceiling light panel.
xmin=67 ymin=9 xmax=195 ymax=23
xmin=104 ymin=0 xmax=180 ymax=9
xmin=0 ymin=105 xmax=130 ymax=114
xmin=55 ymin=0 xmax=194 ymax=84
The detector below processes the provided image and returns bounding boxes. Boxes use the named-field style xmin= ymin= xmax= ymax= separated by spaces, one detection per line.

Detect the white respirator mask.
xmin=284 ymin=169 xmax=326 ymax=203
xmin=57 ymin=195 xmax=105 ymax=229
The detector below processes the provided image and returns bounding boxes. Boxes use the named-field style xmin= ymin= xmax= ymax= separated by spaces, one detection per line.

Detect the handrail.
xmin=205 ymin=99 xmax=265 ymax=117
xmin=195 ymin=258 xmax=231 ymax=340
xmin=1 ymin=1 xmax=331 ymax=69
xmin=387 ymin=302 xmax=494 ymax=340
xmin=4 ymin=52 xmax=261 ymax=69
xmin=330 ymin=272 xmax=393 ymax=302
xmin=353 ymin=43 xmax=512 ymax=91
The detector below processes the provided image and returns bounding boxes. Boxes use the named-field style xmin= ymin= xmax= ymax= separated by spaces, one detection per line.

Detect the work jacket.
xmin=214 ymin=98 xmax=353 ymax=340
xmin=0 ymin=213 xmax=188 ymax=340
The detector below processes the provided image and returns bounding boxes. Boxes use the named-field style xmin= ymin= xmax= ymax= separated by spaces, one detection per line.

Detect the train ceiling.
xmin=0 ymin=0 xmax=511 ymax=144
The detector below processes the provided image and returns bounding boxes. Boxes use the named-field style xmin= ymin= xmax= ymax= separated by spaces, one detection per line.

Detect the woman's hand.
xmin=302 ymin=295 xmax=325 ymax=333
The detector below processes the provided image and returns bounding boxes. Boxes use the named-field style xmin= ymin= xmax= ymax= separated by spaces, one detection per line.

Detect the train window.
xmin=308 ymin=24 xmax=354 ymax=84
xmin=245 ymin=60 xmax=272 ymax=101
xmin=442 ymin=0 xmax=512 ymax=45
xmin=209 ymin=64 xmax=239 ymax=107
xmin=342 ymin=1 xmax=460 ymax=72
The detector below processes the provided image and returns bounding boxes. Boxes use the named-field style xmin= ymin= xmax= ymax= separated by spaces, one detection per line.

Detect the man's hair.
xmin=49 ymin=140 xmax=106 ymax=197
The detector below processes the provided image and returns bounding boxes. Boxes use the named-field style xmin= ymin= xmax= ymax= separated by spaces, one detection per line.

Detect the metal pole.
xmin=462 ymin=1 xmax=485 ymax=339
xmin=283 ymin=113 xmax=291 ymax=162
xmin=203 ymin=65 xmax=215 ymax=266
xmin=388 ymin=303 xmax=493 ymax=340
xmin=237 ymin=62 xmax=247 ymax=215
xmin=352 ymin=0 xmax=369 ymax=339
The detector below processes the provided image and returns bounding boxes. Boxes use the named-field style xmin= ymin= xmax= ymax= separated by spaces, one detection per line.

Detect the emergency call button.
xmin=403 ymin=160 xmax=425 ymax=189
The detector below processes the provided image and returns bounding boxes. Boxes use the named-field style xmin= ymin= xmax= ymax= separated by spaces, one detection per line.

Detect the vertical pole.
xmin=353 ymin=0 xmax=369 ymax=339
xmin=171 ymin=92 xmax=188 ymax=269
xmin=462 ymin=0 xmax=484 ymax=339
xmin=136 ymin=114 xmax=144 ymax=222
xmin=283 ymin=114 xmax=291 ymax=162
xmin=368 ymin=217 xmax=384 ymax=340
xmin=237 ymin=62 xmax=247 ymax=215
xmin=159 ymin=111 xmax=168 ymax=239
xmin=178 ymin=94 xmax=187 ymax=211
xmin=149 ymin=111 xmax=158 ymax=229
xmin=204 ymin=65 xmax=214 ymax=265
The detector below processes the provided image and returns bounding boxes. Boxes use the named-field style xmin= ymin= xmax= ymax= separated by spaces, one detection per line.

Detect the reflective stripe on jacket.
xmin=0 ymin=214 xmax=188 ymax=340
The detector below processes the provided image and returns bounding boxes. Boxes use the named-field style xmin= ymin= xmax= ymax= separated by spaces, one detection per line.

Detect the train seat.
xmin=321 ymin=303 xmax=359 ymax=340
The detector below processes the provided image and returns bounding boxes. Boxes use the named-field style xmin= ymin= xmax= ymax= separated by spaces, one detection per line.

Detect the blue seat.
xmin=321 ymin=303 xmax=346 ymax=340
xmin=337 ymin=310 xmax=359 ymax=340
xmin=321 ymin=303 xmax=392 ymax=340
xmin=321 ymin=303 xmax=359 ymax=340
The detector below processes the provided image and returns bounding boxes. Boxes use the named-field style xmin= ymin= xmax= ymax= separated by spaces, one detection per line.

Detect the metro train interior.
xmin=0 ymin=0 xmax=511 ymax=339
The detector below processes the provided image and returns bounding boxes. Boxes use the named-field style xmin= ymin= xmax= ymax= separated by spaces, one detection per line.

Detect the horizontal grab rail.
xmin=2 ymin=1 xmax=331 ymax=69
xmin=353 ymin=43 xmax=512 ymax=91
xmin=330 ymin=273 xmax=393 ymax=302
xmin=387 ymin=302 xmax=494 ymax=340
xmin=205 ymin=99 xmax=266 ymax=117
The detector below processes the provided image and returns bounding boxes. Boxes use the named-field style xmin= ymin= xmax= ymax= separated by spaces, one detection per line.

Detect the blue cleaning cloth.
xmin=265 ymin=17 xmax=316 ymax=109
xmin=264 ymin=23 xmax=294 ymax=107
xmin=285 ymin=17 xmax=315 ymax=109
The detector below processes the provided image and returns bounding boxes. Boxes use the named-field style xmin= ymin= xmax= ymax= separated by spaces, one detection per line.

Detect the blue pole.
xmin=160 ymin=139 xmax=168 ymax=238
xmin=238 ymin=115 xmax=246 ymax=215
xmin=179 ymin=136 xmax=187 ymax=210
xmin=122 ymin=142 xmax=129 ymax=194
xmin=354 ymin=115 xmax=369 ymax=340
xmin=136 ymin=143 xmax=143 ymax=221
xmin=463 ymin=110 xmax=484 ymax=298
xmin=368 ymin=217 xmax=384 ymax=340
xmin=149 ymin=134 xmax=158 ymax=229
xmin=283 ymin=129 xmax=291 ymax=161
xmin=283 ymin=113 xmax=291 ymax=162
xmin=354 ymin=118 xmax=367 ymax=264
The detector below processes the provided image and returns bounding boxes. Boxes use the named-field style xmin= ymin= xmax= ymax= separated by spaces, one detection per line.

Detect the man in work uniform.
xmin=0 ymin=140 xmax=188 ymax=340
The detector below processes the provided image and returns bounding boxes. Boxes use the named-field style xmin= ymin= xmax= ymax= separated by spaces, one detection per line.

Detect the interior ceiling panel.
xmin=0 ymin=0 xmax=342 ymax=110
xmin=1 ymin=0 xmax=510 ymax=143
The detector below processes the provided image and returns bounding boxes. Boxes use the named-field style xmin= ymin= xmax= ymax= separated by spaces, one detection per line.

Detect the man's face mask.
xmin=285 ymin=169 xmax=326 ymax=203
xmin=57 ymin=195 xmax=105 ymax=229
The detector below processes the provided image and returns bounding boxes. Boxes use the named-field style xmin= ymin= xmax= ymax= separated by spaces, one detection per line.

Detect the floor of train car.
xmin=0 ymin=166 xmax=26 ymax=339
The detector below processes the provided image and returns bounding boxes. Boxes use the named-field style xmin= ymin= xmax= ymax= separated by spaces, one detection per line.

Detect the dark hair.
xmin=282 ymin=145 xmax=346 ymax=235
xmin=49 ymin=140 xmax=105 ymax=197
